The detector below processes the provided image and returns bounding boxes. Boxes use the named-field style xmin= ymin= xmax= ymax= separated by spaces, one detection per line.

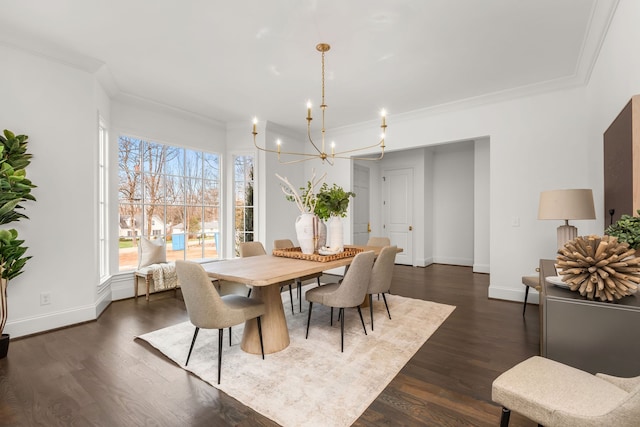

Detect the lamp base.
xmin=557 ymin=224 xmax=577 ymax=249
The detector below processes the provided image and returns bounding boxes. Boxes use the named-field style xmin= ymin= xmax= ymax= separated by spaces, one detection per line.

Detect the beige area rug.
xmin=136 ymin=287 xmax=455 ymax=427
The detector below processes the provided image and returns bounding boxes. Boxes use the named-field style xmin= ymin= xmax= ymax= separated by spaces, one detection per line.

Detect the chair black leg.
xmin=305 ymin=302 xmax=313 ymax=339
xmin=369 ymin=294 xmax=374 ymax=331
xmin=382 ymin=293 xmax=391 ymax=319
xmin=340 ymin=308 xmax=344 ymax=352
xmin=256 ymin=316 xmax=265 ymax=360
xmin=217 ymin=328 xmax=223 ymax=384
xmin=186 ymin=326 xmax=200 ymax=366
xmin=357 ymin=306 xmax=367 ymax=335
xmin=228 ymin=327 xmax=232 ymax=346
xmin=247 ymin=288 xmax=252 ymax=298
xmin=316 ymin=277 xmax=321 ymax=286
xmin=523 ymin=286 xmax=530 ymax=316
xmin=500 ymin=407 xmax=511 ymax=427
xmin=331 ymin=307 xmax=334 ymax=326
xmin=288 ymin=284 xmax=294 ymax=315
xmin=297 ymin=280 xmax=302 ymax=313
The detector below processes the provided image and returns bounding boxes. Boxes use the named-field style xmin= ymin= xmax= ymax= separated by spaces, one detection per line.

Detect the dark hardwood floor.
xmin=0 ymin=265 xmax=540 ymax=426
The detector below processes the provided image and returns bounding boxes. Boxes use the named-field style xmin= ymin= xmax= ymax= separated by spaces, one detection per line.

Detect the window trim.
xmin=98 ymin=115 xmax=109 ymax=282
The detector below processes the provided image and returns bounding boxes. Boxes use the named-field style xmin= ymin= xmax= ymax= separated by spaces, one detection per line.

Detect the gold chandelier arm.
xmin=306 ymin=123 xmax=324 ymax=155
xmin=332 ymin=139 xmax=386 ymax=156
xmin=254 ymin=134 xmax=335 ymax=165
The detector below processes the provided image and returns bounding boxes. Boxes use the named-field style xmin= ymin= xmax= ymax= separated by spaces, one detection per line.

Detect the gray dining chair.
xmin=274 ymin=238 xmax=322 ymax=313
xmin=240 ymin=241 xmax=297 ymax=315
xmin=366 ymin=245 xmax=397 ymax=331
xmin=366 ymin=236 xmax=390 ymax=247
xmin=175 ymin=260 xmax=266 ymax=384
xmin=305 ymin=251 xmax=375 ymax=352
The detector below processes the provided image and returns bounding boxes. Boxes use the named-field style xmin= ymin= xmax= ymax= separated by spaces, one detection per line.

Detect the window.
xmin=118 ymin=136 xmax=221 ymax=271
xmin=233 ymin=154 xmax=254 ymax=256
xmin=98 ymin=118 xmax=109 ymax=280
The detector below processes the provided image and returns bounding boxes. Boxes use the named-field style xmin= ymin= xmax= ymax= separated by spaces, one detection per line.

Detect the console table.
xmin=539 ymin=259 xmax=640 ymax=377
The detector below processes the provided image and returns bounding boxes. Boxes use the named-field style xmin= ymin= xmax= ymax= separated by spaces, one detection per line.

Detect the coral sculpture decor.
xmin=556 ymin=235 xmax=640 ymax=302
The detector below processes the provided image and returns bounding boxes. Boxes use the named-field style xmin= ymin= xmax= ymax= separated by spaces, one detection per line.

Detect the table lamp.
xmin=538 ymin=189 xmax=596 ymax=249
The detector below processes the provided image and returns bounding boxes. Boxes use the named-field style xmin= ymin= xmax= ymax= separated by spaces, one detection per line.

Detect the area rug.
xmin=136 ymin=288 xmax=455 ymax=427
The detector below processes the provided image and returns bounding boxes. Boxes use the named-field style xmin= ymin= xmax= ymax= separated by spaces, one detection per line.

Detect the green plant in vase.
xmin=0 ymin=130 xmax=36 ymax=358
xmin=316 ymin=183 xmax=355 ymax=252
xmin=316 ymin=183 xmax=355 ymax=218
xmin=605 ymin=210 xmax=640 ymax=250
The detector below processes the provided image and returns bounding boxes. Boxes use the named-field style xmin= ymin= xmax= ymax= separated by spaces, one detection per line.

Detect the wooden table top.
xmin=203 ymin=245 xmax=397 ymax=286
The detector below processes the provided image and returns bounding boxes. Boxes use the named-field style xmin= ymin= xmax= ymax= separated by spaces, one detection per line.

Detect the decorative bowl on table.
xmin=318 ymin=246 xmax=343 ymax=256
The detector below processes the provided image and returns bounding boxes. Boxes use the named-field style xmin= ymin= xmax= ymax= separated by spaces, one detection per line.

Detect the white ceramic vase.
xmin=327 ymin=215 xmax=344 ymax=250
xmin=316 ymin=219 xmax=327 ymax=250
xmin=295 ymin=212 xmax=317 ymax=254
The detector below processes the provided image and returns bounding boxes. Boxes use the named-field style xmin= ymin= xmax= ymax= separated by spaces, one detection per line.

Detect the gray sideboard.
xmin=540 ymin=258 xmax=640 ymax=377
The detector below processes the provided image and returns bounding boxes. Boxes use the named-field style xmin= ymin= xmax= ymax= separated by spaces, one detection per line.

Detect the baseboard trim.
xmin=473 ymin=263 xmax=490 ymax=274
xmin=111 ymin=272 xmax=135 ymax=301
xmin=5 ymin=303 xmax=97 ymax=339
xmin=433 ymin=256 xmax=473 ymax=267
xmin=416 ymin=258 xmax=433 ymax=267
xmin=488 ymin=285 xmax=539 ymax=304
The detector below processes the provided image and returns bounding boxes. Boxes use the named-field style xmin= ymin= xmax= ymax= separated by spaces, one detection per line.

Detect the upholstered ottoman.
xmin=492 ymin=356 xmax=640 ymax=426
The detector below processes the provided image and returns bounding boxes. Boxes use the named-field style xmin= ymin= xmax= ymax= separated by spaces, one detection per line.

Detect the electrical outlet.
xmin=40 ymin=292 xmax=51 ymax=306
xmin=511 ymin=216 xmax=520 ymax=227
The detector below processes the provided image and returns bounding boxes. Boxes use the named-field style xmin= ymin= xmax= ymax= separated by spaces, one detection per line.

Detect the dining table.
xmin=202 ymin=245 xmax=396 ymax=355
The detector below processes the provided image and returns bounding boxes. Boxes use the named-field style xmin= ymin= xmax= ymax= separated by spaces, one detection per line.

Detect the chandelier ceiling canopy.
xmin=252 ymin=43 xmax=387 ymax=165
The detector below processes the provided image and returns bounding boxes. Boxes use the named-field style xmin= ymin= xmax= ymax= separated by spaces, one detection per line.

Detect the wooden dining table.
xmin=202 ymin=245 xmax=393 ymax=355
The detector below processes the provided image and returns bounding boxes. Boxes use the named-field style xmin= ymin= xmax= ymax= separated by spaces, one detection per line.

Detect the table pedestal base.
xmin=241 ymin=284 xmax=290 ymax=354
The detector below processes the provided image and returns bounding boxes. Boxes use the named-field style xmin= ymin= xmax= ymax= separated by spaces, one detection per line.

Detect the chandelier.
xmin=252 ymin=43 xmax=387 ymax=165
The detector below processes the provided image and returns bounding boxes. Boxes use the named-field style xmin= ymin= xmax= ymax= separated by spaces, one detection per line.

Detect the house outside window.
xmin=118 ymin=136 xmax=221 ymax=271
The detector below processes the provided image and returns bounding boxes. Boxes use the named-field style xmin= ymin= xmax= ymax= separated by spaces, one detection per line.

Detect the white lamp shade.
xmin=538 ymin=189 xmax=596 ymax=220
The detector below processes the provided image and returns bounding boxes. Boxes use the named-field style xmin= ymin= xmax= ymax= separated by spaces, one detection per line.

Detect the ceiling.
xmin=0 ymin=0 xmax=618 ymax=132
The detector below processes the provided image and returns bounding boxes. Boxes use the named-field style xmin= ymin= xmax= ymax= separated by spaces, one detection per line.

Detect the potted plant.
xmin=0 ymin=129 xmax=36 ymax=358
xmin=316 ymin=183 xmax=355 ymax=251
xmin=605 ymin=210 xmax=640 ymax=250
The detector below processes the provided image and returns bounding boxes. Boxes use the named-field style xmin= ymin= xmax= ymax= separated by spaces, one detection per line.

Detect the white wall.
xmin=262 ymin=122 xmax=307 ymax=252
xmin=423 ymin=149 xmax=434 ymax=266
xmin=0 ymin=44 xmax=102 ymax=337
xmin=432 ymin=142 xmax=475 ymax=266
xmin=474 ymin=138 xmax=490 ymax=273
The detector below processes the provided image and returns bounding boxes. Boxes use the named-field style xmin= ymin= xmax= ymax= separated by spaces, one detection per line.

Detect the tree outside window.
xmin=233 ymin=155 xmax=254 ymax=256
xmin=118 ymin=136 xmax=220 ymax=270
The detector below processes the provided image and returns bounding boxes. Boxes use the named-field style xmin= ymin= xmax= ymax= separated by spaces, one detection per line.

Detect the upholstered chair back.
xmin=239 ymin=241 xmax=267 ymax=257
xmin=368 ymin=246 xmax=397 ymax=294
xmin=175 ymin=260 xmax=247 ymax=329
xmin=273 ymin=239 xmax=294 ymax=249
xmin=366 ymin=236 xmax=390 ymax=247
xmin=323 ymin=251 xmax=375 ymax=308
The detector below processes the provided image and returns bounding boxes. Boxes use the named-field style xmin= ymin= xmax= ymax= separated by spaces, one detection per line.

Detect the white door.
xmin=353 ymin=164 xmax=370 ymax=246
xmin=383 ymin=168 xmax=413 ymax=265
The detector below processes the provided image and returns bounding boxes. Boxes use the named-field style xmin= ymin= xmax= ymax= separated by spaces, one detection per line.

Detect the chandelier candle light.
xmin=252 ymin=43 xmax=387 ymax=165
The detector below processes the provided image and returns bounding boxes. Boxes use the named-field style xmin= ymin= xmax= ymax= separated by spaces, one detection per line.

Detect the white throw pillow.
xmin=138 ymin=237 xmax=167 ymax=268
